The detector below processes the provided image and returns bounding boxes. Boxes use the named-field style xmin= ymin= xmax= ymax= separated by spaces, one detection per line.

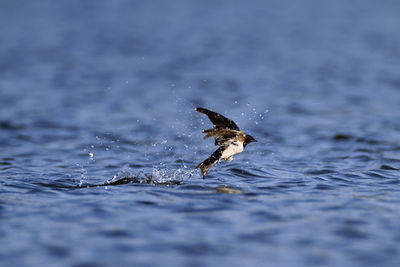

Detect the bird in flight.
xmin=195 ymin=107 xmax=256 ymax=178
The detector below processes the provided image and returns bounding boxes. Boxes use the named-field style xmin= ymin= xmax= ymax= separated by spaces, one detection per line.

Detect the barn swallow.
xmin=195 ymin=107 xmax=256 ymax=178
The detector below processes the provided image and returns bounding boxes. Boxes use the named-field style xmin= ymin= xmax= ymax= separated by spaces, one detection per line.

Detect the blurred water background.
xmin=1 ymin=0 xmax=400 ymax=266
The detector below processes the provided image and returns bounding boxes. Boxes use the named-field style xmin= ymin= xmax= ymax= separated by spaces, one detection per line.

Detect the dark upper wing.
xmin=203 ymin=128 xmax=239 ymax=146
xmin=196 ymin=107 xmax=240 ymax=131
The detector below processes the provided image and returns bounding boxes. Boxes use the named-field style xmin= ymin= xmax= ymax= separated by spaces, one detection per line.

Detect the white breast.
xmin=220 ymin=141 xmax=243 ymax=162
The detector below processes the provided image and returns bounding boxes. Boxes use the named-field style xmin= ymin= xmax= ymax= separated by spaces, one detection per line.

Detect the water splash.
xmin=78 ymin=164 xmax=87 ymax=187
xmin=106 ymin=164 xmax=133 ymax=184
xmin=78 ymin=146 xmax=96 ymax=187
xmin=103 ymin=164 xmax=196 ymax=186
xmin=151 ymin=166 xmax=196 ymax=185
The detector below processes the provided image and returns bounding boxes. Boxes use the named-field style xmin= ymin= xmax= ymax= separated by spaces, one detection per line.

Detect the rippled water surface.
xmin=1 ymin=1 xmax=400 ymax=266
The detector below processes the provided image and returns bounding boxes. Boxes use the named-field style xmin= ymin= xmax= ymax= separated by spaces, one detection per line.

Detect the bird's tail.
xmin=195 ymin=147 xmax=224 ymax=178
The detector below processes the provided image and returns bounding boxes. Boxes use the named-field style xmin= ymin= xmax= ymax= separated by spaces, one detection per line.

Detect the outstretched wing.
xmin=196 ymin=107 xmax=240 ymax=131
xmin=202 ymin=128 xmax=239 ymax=146
xmin=195 ymin=146 xmax=225 ymax=178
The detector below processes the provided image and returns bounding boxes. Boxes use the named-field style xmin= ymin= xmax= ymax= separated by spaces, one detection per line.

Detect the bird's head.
xmin=244 ymin=135 xmax=257 ymax=147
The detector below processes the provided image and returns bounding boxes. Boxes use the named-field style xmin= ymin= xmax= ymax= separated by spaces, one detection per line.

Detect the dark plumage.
xmin=195 ymin=107 xmax=256 ymax=178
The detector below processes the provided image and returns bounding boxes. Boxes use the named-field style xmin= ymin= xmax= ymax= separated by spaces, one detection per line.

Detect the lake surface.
xmin=1 ymin=1 xmax=400 ymax=266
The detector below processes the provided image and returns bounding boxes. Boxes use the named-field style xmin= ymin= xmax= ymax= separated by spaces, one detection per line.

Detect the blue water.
xmin=1 ymin=1 xmax=400 ymax=266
